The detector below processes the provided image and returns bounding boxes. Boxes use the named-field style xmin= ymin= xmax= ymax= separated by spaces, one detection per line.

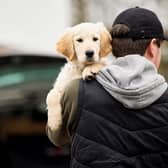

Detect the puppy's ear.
xmin=56 ymin=28 xmax=75 ymax=61
xmin=97 ymin=23 xmax=112 ymax=57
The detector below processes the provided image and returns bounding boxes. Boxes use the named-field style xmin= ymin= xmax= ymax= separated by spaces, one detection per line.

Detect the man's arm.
xmin=46 ymin=79 xmax=80 ymax=146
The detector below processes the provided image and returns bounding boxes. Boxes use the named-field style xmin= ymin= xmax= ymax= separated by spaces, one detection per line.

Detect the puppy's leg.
xmin=82 ymin=62 xmax=105 ymax=80
xmin=46 ymin=63 xmax=81 ymax=131
xmin=46 ymin=89 xmax=62 ymax=131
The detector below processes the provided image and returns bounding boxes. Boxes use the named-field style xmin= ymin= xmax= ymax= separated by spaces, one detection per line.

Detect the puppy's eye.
xmin=93 ymin=37 xmax=99 ymax=41
xmin=76 ymin=38 xmax=83 ymax=42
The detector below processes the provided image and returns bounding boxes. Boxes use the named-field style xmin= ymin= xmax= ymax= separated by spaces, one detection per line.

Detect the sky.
xmin=0 ymin=0 xmax=71 ymax=55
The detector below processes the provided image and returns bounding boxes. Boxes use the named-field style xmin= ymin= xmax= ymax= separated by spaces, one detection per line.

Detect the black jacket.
xmin=71 ymin=79 xmax=168 ymax=168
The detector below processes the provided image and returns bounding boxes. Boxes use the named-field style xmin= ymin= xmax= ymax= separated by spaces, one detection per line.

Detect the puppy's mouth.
xmin=85 ymin=60 xmax=95 ymax=65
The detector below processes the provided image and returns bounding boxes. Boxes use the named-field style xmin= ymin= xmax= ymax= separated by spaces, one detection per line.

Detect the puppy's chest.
xmin=55 ymin=62 xmax=82 ymax=89
xmin=61 ymin=63 xmax=82 ymax=78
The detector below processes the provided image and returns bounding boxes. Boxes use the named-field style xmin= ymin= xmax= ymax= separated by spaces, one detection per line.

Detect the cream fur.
xmin=46 ymin=22 xmax=112 ymax=131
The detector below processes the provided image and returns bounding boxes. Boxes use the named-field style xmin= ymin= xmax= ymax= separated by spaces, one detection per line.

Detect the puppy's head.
xmin=56 ymin=22 xmax=112 ymax=64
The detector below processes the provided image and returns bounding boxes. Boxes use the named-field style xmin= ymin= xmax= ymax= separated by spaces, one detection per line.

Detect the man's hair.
xmin=111 ymin=24 xmax=162 ymax=58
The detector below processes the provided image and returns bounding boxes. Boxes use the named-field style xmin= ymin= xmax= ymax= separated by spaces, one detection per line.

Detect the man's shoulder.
xmin=154 ymin=86 xmax=168 ymax=105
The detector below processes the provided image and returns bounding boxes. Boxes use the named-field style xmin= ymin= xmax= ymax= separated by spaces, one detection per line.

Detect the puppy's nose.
xmin=85 ymin=50 xmax=94 ymax=58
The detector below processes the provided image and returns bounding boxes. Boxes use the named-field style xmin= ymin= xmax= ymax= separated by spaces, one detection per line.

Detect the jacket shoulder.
xmin=154 ymin=87 xmax=168 ymax=105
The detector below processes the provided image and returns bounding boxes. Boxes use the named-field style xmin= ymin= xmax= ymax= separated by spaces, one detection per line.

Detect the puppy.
xmin=46 ymin=22 xmax=112 ymax=131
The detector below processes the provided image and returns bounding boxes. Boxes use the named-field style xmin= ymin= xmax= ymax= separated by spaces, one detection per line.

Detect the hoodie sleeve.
xmin=46 ymin=79 xmax=80 ymax=146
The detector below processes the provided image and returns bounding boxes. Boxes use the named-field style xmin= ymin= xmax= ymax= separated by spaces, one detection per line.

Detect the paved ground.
xmin=1 ymin=135 xmax=70 ymax=168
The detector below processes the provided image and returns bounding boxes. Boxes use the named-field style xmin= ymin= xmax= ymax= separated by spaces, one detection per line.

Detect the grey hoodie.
xmin=96 ymin=54 xmax=168 ymax=109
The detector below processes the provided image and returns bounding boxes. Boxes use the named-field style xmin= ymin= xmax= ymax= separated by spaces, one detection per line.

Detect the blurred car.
xmin=0 ymin=53 xmax=70 ymax=168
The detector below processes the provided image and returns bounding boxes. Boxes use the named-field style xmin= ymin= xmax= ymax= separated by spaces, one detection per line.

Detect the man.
xmin=47 ymin=7 xmax=168 ymax=167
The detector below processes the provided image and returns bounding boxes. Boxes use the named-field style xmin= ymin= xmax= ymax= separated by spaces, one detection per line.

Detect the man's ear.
xmin=144 ymin=38 xmax=161 ymax=68
xmin=56 ymin=28 xmax=75 ymax=61
xmin=97 ymin=22 xmax=112 ymax=57
xmin=145 ymin=39 xmax=157 ymax=60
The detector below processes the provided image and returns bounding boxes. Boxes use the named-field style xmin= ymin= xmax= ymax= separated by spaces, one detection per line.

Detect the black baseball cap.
xmin=112 ymin=7 xmax=168 ymax=41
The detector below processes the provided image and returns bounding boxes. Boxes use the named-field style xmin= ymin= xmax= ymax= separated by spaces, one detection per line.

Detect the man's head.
xmin=111 ymin=7 xmax=168 ymax=68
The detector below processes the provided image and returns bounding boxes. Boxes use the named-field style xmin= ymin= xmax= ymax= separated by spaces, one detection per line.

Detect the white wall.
xmin=0 ymin=0 xmax=71 ymax=54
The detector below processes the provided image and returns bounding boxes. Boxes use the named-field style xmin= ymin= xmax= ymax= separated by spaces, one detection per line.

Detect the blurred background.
xmin=0 ymin=0 xmax=168 ymax=168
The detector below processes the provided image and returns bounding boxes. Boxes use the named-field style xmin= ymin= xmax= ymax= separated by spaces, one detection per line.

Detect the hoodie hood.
xmin=96 ymin=54 xmax=168 ymax=109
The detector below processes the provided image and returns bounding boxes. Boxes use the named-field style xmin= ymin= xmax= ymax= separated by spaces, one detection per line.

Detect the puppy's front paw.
xmin=82 ymin=67 xmax=95 ymax=80
xmin=82 ymin=63 xmax=105 ymax=80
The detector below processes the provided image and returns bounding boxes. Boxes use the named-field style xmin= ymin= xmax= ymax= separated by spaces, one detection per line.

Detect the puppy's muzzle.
xmin=85 ymin=50 xmax=94 ymax=61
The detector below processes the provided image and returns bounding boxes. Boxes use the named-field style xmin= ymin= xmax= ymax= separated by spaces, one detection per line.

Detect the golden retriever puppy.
xmin=46 ymin=22 xmax=112 ymax=131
